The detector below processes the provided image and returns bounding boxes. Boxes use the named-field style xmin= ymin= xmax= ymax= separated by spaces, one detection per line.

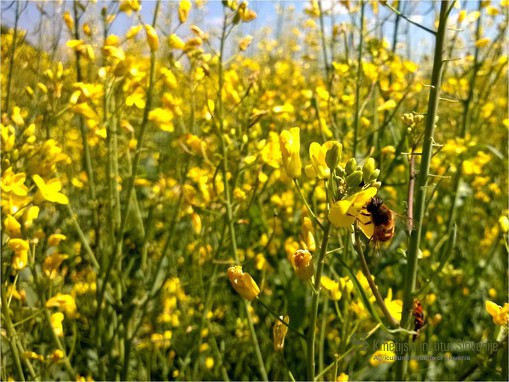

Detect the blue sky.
xmin=1 ymin=1 xmax=485 ymax=62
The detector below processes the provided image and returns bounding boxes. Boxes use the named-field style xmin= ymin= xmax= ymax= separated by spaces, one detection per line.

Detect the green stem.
xmin=382 ymin=2 xmax=437 ymax=36
xmin=307 ymin=220 xmax=332 ymax=381
xmin=396 ymin=2 xmax=450 ymax=379
xmin=294 ymin=179 xmax=324 ymax=230
xmin=96 ymin=1 xmax=160 ymax=318
xmin=353 ymin=1 xmax=365 ymax=158
xmin=72 ymin=0 xmax=98 ymax=235
xmin=255 ymin=298 xmax=306 ymax=340
xmin=218 ymin=10 xmax=268 ymax=381
xmin=3 ymin=0 xmax=21 ymax=112
xmin=353 ymin=230 xmax=399 ymax=328
xmin=1 ymin=284 xmax=28 ymax=381
xmin=66 ymin=203 xmax=99 ymax=270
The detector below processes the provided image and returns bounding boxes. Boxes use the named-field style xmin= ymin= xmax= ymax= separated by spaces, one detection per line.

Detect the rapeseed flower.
xmin=485 ymin=300 xmax=509 ymax=326
xmin=279 ymin=127 xmax=302 ymax=179
xmin=290 ymin=249 xmax=314 ymax=281
xmin=227 ymin=265 xmax=260 ymax=300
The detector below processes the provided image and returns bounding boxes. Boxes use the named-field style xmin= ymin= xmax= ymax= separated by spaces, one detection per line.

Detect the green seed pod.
xmin=345 ymin=158 xmax=357 ymax=175
xmin=362 ymin=158 xmax=375 ymax=182
xmin=346 ymin=170 xmax=363 ymax=188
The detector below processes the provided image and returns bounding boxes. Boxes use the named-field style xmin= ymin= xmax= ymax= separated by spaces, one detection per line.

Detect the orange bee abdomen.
xmin=366 ymin=197 xmax=395 ymax=244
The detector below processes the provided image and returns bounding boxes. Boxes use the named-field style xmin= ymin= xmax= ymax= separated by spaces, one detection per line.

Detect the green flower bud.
xmin=369 ymin=168 xmax=380 ymax=181
xmin=372 ymin=181 xmax=382 ymax=189
xmin=345 ymin=158 xmax=357 ymax=175
xmin=362 ymin=158 xmax=375 ymax=182
xmin=346 ymin=170 xmax=363 ymax=188
xmin=326 ymin=143 xmax=341 ymax=171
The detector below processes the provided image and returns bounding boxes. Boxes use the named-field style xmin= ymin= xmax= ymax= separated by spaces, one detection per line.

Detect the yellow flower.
xmin=50 ymin=312 xmax=65 ymax=337
xmin=48 ymin=233 xmax=67 ymax=247
xmin=178 ymin=0 xmax=192 ymax=23
xmin=273 ymin=315 xmax=289 ymax=352
xmin=227 ymin=266 xmax=260 ymax=301
xmin=144 ymin=25 xmax=159 ymax=52
xmin=328 ymin=187 xmax=377 ymax=228
xmin=150 ymin=331 xmax=172 ymax=349
xmin=279 ymin=127 xmax=302 ymax=179
xmin=498 ymin=215 xmax=509 ymax=233
xmin=261 ymin=132 xmax=282 ymax=169
xmin=22 ymin=206 xmax=39 ymax=229
xmin=337 ymin=372 xmax=349 ymax=382
xmin=46 ymin=293 xmax=79 ymax=318
xmin=384 ymin=288 xmax=402 ymax=322
xmin=43 ymin=252 xmax=69 ymax=279
xmin=149 ymin=107 xmax=175 ymax=132
xmin=1 ymin=167 xmax=28 ymax=196
xmin=485 ymin=300 xmax=509 ymax=326
xmin=4 ymin=214 xmax=21 ymax=237
xmin=47 ymin=349 xmax=64 ymax=363
xmin=321 ymin=276 xmax=342 ymax=301
xmin=169 ymin=34 xmax=186 ymax=50
xmin=119 ymin=0 xmax=141 ymax=15
xmin=290 ymin=249 xmax=314 ymax=281
xmin=21 ymin=351 xmax=44 ymax=362
xmin=305 ymin=141 xmax=342 ymax=179
xmin=300 ymin=217 xmax=316 ymax=251
xmin=205 ymin=357 xmax=214 ymax=369
xmin=8 ymin=238 xmax=29 ymax=270
xmin=33 ymin=175 xmax=69 ymax=205
xmin=370 ymin=341 xmax=396 ymax=366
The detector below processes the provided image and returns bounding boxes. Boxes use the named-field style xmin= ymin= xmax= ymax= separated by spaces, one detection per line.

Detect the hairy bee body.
xmin=366 ymin=197 xmax=395 ymax=244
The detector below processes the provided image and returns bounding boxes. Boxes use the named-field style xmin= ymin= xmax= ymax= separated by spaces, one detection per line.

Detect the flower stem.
xmin=307 ymin=220 xmax=332 ymax=381
xmin=352 ymin=0 xmax=365 ymax=158
xmin=217 ymin=10 xmax=267 ymax=381
xmin=294 ymin=179 xmax=324 ymax=230
xmin=256 ymin=298 xmax=306 ymax=339
xmin=396 ymin=2 xmax=450 ymax=379
xmin=353 ymin=230 xmax=399 ymax=328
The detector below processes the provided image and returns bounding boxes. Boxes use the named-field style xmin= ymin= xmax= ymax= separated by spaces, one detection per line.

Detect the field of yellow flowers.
xmin=1 ymin=0 xmax=508 ymax=381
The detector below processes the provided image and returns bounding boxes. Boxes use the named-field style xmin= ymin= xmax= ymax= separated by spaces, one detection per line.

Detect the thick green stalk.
xmin=396 ymin=2 xmax=450 ymax=379
xmin=217 ymin=11 xmax=268 ymax=381
xmin=352 ymin=1 xmax=365 ymax=158
xmin=307 ymin=221 xmax=332 ymax=381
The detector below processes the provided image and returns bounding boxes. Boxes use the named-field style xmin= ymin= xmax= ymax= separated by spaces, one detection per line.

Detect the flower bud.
xmin=273 ymin=315 xmax=289 ymax=352
xmin=345 ymin=158 xmax=357 ymax=175
xmin=144 ymin=25 xmax=159 ymax=52
xmin=369 ymin=169 xmax=380 ymax=181
xmin=291 ymin=249 xmax=314 ymax=280
xmin=227 ymin=266 xmax=260 ymax=301
xmin=300 ymin=217 xmax=316 ymax=251
xmin=279 ymin=127 xmax=302 ymax=179
xmin=325 ymin=142 xmax=341 ymax=171
xmin=346 ymin=170 xmax=363 ymax=188
xmin=362 ymin=158 xmax=375 ymax=182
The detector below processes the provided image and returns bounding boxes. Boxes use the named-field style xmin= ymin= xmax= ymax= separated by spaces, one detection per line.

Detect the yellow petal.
xmin=329 ymin=200 xmax=356 ymax=227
